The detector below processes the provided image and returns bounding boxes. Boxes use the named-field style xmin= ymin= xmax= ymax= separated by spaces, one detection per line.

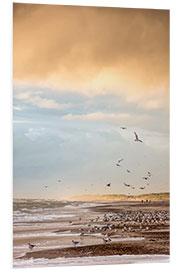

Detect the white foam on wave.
xmin=13 ymin=254 xmax=170 ymax=268
xmin=13 ymin=213 xmax=76 ymax=223
xmin=81 ymin=202 xmax=104 ymax=208
xmin=13 ymin=222 xmax=66 ymax=230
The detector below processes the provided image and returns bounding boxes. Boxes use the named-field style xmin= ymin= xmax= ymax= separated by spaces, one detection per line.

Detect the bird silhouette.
xmin=139 ymin=186 xmax=145 ymax=190
xmin=120 ymin=127 xmax=127 ymax=130
xmin=72 ymin=240 xmax=79 ymax=246
xmin=124 ymin=182 xmax=131 ymax=187
xmin=28 ymin=243 xmax=36 ymax=250
xmin=106 ymin=183 xmax=111 ymax=187
xmin=118 ymin=159 xmax=124 ymax=163
xmin=134 ymin=132 xmax=143 ymax=143
xmin=142 ymin=177 xmax=149 ymax=180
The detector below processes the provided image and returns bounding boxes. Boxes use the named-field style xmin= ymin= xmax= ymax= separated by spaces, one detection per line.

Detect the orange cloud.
xmin=13 ymin=4 xmax=169 ymax=105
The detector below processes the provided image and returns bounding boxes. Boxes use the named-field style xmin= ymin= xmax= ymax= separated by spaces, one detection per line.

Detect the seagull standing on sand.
xmin=72 ymin=240 xmax=79 ymax=246
xmin=28 ymin=243 xmax=36 ymax=250
xmin=102 ymin=237 xmax=111 ymax=243
xmin=134 ymin=132 xmax=143 ymax=143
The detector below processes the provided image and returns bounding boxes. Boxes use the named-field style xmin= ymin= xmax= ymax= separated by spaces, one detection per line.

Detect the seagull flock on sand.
xmin=28 ymin=208 xmax=169 ymax=250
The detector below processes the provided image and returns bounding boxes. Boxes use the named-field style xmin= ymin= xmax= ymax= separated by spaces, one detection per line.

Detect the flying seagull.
xmin=124 ymin=182 xmax=131 ymax=187
xmin=118 ymin=159 xmax=124 ymax=163
xmin=142 ymin=177 xmax=149 ymax=180
xmin=58 ymin=180 xmax=61 ymax=182
xmin=139 ymin=186 xmax=145 ymax=190
xmin=116 ymin=163 xmax=121 ymax=167
xmin=134 ymin=132 xmax=143 ymax=143
xmin=44 ymin=185 xmax=48 ymax=188
xmin=120 ymin=127 xmax=127 ymax=130
xmin=127 ymin=170 xmax=131 ymax=173
xmin=28 ymin=243 xmax=36 ymax=250
xmin=106 ymin=183 xmax=111 ymax=187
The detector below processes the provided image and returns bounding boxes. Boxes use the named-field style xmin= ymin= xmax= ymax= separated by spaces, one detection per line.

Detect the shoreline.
xmin=14 ymin=199 xmax=170 ymax=267
xmin=17 ymin=229 xmax=169 ymax=260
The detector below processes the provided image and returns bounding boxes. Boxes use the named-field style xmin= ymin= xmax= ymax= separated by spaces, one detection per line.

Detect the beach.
xmin=13 ymin=199 xmax=169 ymax=268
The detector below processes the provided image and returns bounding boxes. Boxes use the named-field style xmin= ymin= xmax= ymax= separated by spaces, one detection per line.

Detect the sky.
xmin=13 ymin=3 xmax=169 ymax=200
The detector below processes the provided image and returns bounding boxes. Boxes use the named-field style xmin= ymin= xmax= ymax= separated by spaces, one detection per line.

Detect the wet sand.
xmin=19 ymin=238 xmax=169 ymax=260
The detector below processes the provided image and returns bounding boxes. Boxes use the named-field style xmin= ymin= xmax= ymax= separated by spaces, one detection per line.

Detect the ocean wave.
xmin=13 ymin=213 xmax=76 ymax=223
xmin=13 ymin=199 xmax=71 ymax=212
